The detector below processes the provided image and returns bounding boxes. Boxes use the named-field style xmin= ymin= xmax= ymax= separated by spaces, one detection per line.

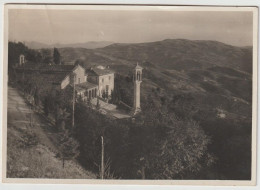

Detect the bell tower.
xmin=132 ymin=62 xmax=143 ymax=115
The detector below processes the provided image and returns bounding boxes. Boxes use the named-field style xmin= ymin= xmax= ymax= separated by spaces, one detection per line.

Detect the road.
xmin=8 ymin=86 xmax=58 ymax=152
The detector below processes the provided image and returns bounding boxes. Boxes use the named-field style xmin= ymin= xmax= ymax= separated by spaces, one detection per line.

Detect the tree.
xmin=43 ymin=94 xmax=55 ymax=116
xmin=74 ymin=59 xmax=85 ymax=67
xmin=55 ymin=107 xmax=70 ymax=131
xmin=59 ymin=132 xmax=80 ymax=168
xmin=41 ymin=48 xmax=52 ymax=64
xmin=53 ymin=48 xmax=61 ymax=65
xmin=126 ymin=106 xmax=214 ymax=179
xmin=8 ymin=41 xmax=27 ymax=68
xmin=34 ymin=86 xmax=40 ymax=108
xmin=96 ymin=98 xmax=100 ymax=110
xmin=153 ymin=117 xmax=213 ymax=179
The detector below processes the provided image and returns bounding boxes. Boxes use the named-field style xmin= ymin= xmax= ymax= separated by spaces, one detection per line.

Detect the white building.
xmin=86 ymin=67 xmax=114 ymax=97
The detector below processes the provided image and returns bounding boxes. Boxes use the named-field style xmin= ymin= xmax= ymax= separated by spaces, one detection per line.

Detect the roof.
xmin=86 ymin=68 xmax=114 ymax=76
xmin=15 ymin=63 xmax=75 ymax=85
xmin=75 ymin=82 xmax=98 ymax=91
xmin=48 ymin=73 xmax=70 ymax=84
xmin=135 ymin=63 xmax=143 ymax=70
xmin=15 ymin=63 xmax=76 ymax=74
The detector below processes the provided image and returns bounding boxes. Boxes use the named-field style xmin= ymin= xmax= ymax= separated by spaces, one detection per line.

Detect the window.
xmin=102 ymin=78 xmax=104 ymax=83
xmin=109 ymin=76 xmax=111 ymax=80
xmin=78 ymin=78 xmax=80 ymax=84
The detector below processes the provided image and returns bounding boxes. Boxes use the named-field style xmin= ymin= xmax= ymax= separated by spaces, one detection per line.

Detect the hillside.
xmin=97 ymin=39 xmax=252 ymax=72
xmin=59 ymin=39 xmax=252 ymax=72
xmin=59 ymin=39 xmax=252 ymax=103
xmin=9 ymin=39 xmax=253 ymax=179
xmin=7 ymin=86 xmax=96 ymax=179
xmin=56 ymin=39 xmax=252 ymax=179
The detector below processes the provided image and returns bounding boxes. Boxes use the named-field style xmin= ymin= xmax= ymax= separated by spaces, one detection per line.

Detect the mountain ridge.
xmin=24 ymin=41 xmax=114 ymax=49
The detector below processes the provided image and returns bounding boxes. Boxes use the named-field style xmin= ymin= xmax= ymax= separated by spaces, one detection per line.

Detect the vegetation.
xmin=8 ymin=42 xmax=41 ymax=67
xmin=53 ymin=47 xmax=61 ymax=65
xmin=59 ymin=131 xmax=80 ymax=168
xmin=7 ymin=122 xmax=94 ymax=178
xmin=73 ymin=87 xmax=214 ymax=179
xmin=110 ymin=73 xmax=133 ymax=107
xmin=8 ymin=40 xmax=252 ymax=180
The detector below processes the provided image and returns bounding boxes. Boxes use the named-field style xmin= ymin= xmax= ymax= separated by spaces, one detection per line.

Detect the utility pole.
xmin=22 ymin=67 xmax=25 ymax=95
xmin=30 ymin=105 xmax=32 ymax=127
xmin=72 ymin=74 xmax=76 ymax=128
xmin=140 ymin=157 xmax=145 ymax=179
xmin=101 ymin=136 xmax=104 ymax=179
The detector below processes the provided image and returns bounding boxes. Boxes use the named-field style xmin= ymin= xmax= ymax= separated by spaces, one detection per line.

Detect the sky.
xmin=8 ymin=8 xmax=253 ymax=46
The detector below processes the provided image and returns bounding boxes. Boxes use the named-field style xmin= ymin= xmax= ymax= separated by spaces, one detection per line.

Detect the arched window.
xmin=137 ymin=71 xmax=141 ymax=81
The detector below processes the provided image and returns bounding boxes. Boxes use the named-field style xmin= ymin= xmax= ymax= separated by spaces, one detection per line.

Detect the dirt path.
xmin=8 ymin=87 xmax=58 ymax=153
xmin=7 ymin=86 xmax=96 ymax=178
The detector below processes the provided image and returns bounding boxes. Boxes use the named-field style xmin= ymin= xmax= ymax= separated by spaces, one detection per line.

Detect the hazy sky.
xmin=8 ymin=9 xmax=253 ymax=46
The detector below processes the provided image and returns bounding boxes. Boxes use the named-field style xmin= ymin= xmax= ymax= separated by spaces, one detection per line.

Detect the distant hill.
xmin=57 ymin=39 xmax=252 ymax=101
xmin=97 ymin=39 xmax=252 ymax=73
xmin=24 ymin=41 xmax=51 ymax=49
xmin=57 ymin=39 xmax=252 ymax=72
xmin=24 ymin=41 xmax=114 ymax=49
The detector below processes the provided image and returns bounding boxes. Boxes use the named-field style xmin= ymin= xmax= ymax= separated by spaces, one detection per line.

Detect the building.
xmin=14 ymin=63 xmax=116 ymax=101
xmin=52 ymin=64 xmax=88 ymax=89
xmin=14 ymin=59 xmax=143 ymax=117
xmin=86 ymin=67 xmax=114 ymax=98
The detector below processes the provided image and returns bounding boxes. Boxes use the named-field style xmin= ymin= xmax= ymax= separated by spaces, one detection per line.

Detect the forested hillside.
xmin=8 ymin=39 xmax=253 ymax=179
xmin=58 ymin=39 xmax=252 ymax=179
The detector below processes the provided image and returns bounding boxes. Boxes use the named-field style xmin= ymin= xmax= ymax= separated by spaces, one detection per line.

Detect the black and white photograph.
xmin=2 ymin=4 xmax=258 ymax=185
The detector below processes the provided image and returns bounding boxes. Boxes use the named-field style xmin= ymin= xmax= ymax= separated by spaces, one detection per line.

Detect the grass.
xmin=7 ymin=122 xmax=96 ymax=179
xmin=7 ymin=86 xmax=96 ymax=179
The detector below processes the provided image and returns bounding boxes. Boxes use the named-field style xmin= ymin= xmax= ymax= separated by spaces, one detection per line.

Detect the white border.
xmin=0 ymin=1 xmax=259 ymax=190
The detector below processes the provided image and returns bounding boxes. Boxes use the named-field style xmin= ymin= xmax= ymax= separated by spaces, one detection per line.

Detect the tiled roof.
xmin=15 ymin=63 xmax=72 ymax=84
xmin=48 ymin=73 xmax=69 ymax=84
xmin=30 ymin=73 xmax=69 ymax=85
xmin=16 ymin=63 xmax=76 ymax=74
xmin=86 ymin=68 xmax=114 ymax=76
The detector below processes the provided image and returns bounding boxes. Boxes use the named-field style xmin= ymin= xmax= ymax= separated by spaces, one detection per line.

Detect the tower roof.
xmin=134 ymin=62 xmax=143 ymax=70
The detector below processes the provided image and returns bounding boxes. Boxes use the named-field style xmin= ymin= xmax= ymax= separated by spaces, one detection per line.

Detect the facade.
xmin=70 ymin=65 xmax=87 ymax=86
xmin=86 ymin=67 xmax=114 ymax=97
xmin=132 ymin=63 xmax=143 ymax=115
